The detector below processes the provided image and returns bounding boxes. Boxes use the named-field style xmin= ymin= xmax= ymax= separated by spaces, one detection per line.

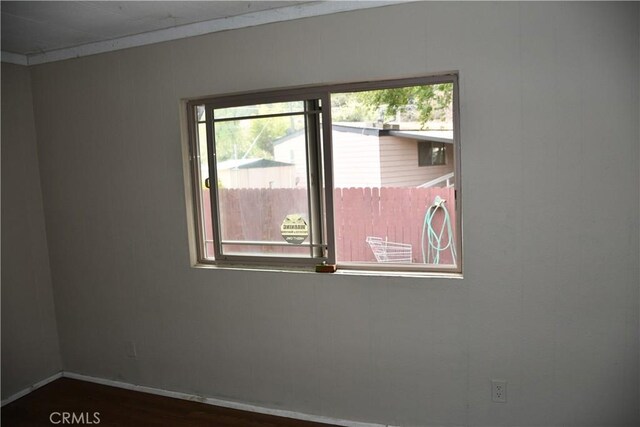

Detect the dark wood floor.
xmin=1 ymin=378 xmax=336 ymax=426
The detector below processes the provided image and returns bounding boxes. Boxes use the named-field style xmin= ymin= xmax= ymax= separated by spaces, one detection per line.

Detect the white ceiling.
xmin=1 ymin=1 xmax=405 ymax=66
xmin=1 ymin=1 xmax=308 ymax=54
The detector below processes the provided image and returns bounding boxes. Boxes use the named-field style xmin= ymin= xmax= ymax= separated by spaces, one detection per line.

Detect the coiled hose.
xmin=421 ymin=195 xmax=456 ymax=264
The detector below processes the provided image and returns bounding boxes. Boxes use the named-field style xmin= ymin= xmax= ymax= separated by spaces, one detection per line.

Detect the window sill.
xmin=192 ymin=262 xmax=463 ymax=279
xmin=335 ymin=268 xmax=463 ymax=279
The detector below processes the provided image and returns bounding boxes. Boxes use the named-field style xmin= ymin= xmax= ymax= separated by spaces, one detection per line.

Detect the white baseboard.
xmin=1 ymin=371 xmax=63 ymax=406
xmin=7 ymin=370 xmax=386 ymax=427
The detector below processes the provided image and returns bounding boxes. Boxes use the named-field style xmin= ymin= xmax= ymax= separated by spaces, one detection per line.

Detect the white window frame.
xmin=184 ymin=74 xmax=462 ymax=274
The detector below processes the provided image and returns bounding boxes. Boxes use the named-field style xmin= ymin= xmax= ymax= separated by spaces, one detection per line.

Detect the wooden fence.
xmin=203 ymin=187 xmax=456 ymax=264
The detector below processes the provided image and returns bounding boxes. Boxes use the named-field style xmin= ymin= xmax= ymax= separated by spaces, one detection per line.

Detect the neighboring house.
xmin=215 ymin=158 xmax=296 ymax=189
xmin=387 ymin=129 xmax=455 ymax=188
xmin=273 ymin=124 xmax=454 ymax=188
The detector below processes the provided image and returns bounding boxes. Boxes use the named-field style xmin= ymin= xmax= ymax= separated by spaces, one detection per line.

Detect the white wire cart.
xmin=366 ymin=236 xmax=413 ymax=263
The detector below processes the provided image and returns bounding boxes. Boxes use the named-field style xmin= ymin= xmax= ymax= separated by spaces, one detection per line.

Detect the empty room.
xmin=1 ymin=1 xmax=639 ymax=426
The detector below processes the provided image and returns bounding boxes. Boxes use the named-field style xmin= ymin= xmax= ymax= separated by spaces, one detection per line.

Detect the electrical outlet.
xmin=126 ymin=340 xmax=137 ymax=359
xmin=491 ymin=379 xmax=507 ymax=403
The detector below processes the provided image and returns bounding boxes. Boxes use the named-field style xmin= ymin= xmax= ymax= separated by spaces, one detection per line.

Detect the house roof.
xmin=389 ymin=130 xmax=454 ymax=144
xmin=332 ymin=123 xmax=393 ymax=136
xmin=216 ymin=158 xmax=294 ymax=170
xmin=329 ymin=124 xmax=455 ymax=143
xmin=272 ymin=125 xmax=455 ymax=145
xmin=272 ymin=129 xmax=305 ymax=147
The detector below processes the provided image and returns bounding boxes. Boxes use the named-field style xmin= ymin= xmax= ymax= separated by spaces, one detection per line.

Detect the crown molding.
xmin=1 ymin=51 xmax=28 ymax=66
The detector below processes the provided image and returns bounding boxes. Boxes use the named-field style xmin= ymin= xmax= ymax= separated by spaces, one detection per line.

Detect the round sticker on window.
xmin=280 ymin=214 xmax=309 ymax=244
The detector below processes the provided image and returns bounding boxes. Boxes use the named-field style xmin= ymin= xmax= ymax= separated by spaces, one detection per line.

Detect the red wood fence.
xmin=203 ymin=187 xmax=456 ymax=264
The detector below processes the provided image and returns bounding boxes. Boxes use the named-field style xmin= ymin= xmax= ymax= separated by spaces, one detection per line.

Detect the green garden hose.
xmin=421 ymin=195 xmax=456 ymax=264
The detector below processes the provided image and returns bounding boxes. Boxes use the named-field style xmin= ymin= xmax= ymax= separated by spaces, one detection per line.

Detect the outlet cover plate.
xmin=491 ymin=379 xmax=507 ymax=403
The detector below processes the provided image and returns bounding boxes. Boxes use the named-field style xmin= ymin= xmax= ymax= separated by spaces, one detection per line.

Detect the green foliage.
xmin=211 ymin=84 xmax=453 ymax=163
xmin=331 ymin=92 xmax=377 ymax=122
xmin=357 ymin=83 xmax=453 ymax=128
xmin=214 ymin=120 xmax=245 ymax=161
xmin=248 ymin=116 xmax=295 ymax=158
xmin=214 ymin=103 xmax=304 ymax=162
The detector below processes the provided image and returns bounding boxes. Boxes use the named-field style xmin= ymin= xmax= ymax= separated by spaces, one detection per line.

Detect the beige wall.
xmin=277 ymin=131 xmax=455 ymax=188
xmin=274 ymin=129 xmax=383 ymax=188
xmin=217 ymin=166 xmax=296 ymax=189
xmin=23 ymin=2 xmax=640 ymax=425
xmin=1 ymin=63 xmax=62 ymax=399
xmin=273 ymin=135 xmax=308 ymax=186
xmin=331 ymin=130 xmax=382 ymax=188
xmin=379 ymin=136 xmax=455 ymax=187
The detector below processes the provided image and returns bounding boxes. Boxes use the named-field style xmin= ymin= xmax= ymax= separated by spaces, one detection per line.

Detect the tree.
xmin=357 ymin=83 xmax=453 ymax=128
xmin=214 ymin=104 xmax=305 ymax=162
xmin=247 ymin=116 xmax=299 ymax=159
xmin=330 ymin=92 xmax=377 ymax=122
xmin=213 ymin=120 xmax=250 ymax=161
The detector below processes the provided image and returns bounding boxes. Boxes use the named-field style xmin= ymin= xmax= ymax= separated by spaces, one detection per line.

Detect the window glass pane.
xmin=432 ymin=143 xmax=446 ymax=165
xmin=195 ymin=105 xmax=205 ymax=122
xmin=214 ymin=101 xmax=306 ymax=120
xmin=418 ymin=141 xmax=447 ymax=166
xmin=331 ymin=83 xmax=458 ymax=267
xmin=195 ymin=118 xmax=215 ymax=259
xmin=213 ymin=109 xmax=320 ymax=258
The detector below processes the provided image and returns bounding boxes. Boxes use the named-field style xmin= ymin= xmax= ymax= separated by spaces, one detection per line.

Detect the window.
xmin=185 ymin=75 xmax=461 ymax=273
xmin=418 ymin=141 xmax=447 ymax=166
